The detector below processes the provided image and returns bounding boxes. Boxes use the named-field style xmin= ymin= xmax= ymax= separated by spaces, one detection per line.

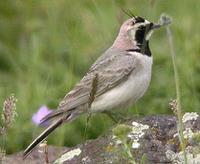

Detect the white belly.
xmin=91 ymin=54 xmax=153 ymax=112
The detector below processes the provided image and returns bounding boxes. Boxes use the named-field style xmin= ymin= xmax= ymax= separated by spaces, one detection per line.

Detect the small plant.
xmin=32 ymin=105 xmax=52 ymax=127
xmin=1 ymin=94 xmax=17 ymax=133
xmin=169 ymin=99 xmax=178 ymax=115
xmin=112 ymin=124 xmax=136 ymax=164
xmin=0 ymin=94 xmax=17 ymax=162
xmin=39 ymin=141 xmax=49 ymax=164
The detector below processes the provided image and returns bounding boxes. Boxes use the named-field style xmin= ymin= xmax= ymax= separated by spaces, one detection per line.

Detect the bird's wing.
xmin=58 ymin=48 xmax=137 ymax=112
xmin=41 ymin=49 xmax=137 ymax=123
xmin=23 ymin=49 xmax=138 ymax=158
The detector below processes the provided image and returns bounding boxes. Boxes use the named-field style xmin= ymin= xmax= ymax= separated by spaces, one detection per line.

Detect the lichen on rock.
xmin=128 ymin=121 xmax=149 ymax=149
xmin=54 ymin=148 xmax=81 ymax=164
xmin=182 ymin=112 xmax=199 ymax=123
xmin=166 ymin=147 xmax=200 ymax=164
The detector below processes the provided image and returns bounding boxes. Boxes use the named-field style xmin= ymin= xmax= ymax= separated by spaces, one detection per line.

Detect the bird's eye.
xmin=130 ymin=21 xmax=135 ymax=26
xmin=138 ymin=25 xmax=145 ymax=30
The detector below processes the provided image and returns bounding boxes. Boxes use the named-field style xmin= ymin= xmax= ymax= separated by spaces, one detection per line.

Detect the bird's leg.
xmin=103 ymin=111 xmax=129 ymax=123
xmin=103 ymin=111 xmax=118 ymax=123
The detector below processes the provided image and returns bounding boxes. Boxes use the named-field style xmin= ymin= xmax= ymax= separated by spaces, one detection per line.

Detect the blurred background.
xmin=0 ymin=0 xmax=199 ymax=153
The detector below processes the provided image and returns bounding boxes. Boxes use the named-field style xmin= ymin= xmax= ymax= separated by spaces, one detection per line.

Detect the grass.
xmin=0 ymin=0 xmax=199 ymax=154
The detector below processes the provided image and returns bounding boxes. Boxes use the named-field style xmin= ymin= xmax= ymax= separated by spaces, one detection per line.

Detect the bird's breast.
xmin=91 ymin=54 xmax=153 ymax=112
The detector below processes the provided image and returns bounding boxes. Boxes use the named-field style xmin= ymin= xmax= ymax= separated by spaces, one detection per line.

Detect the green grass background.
xmin=0 ymin=0 xmax=199 ymax=153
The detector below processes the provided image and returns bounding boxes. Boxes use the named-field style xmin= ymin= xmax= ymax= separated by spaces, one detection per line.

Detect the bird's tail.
xmin=23 ymin=112 xmax=74 ymax=159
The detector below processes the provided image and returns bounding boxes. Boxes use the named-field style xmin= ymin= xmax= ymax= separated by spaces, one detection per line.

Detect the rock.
xmin=3 ymin=114 xmax=200 ymax=164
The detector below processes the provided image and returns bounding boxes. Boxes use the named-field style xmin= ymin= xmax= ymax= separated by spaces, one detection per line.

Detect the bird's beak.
xmin=151 ymin=23 xmax=161 ymax=30
xmin=145 ymin=23 xmax=161 ymax=40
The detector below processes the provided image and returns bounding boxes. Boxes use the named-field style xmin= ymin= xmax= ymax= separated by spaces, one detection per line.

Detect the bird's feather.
xmin=57 ymin=48 xmax=137 ymax=113
xmin=23 ymin=114 xmax=70 ymax=158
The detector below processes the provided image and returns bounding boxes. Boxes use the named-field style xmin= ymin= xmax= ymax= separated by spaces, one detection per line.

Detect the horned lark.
xmin=24 ymin=15 xmax=160 ymax=158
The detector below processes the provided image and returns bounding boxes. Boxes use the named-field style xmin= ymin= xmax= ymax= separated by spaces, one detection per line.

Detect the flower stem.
xmin=165 ymin=25 xmax=188 ymax=164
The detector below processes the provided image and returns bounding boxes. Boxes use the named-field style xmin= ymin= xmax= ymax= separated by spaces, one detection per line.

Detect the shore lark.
xmin=24 ymin=15 xmax=161 ymax=158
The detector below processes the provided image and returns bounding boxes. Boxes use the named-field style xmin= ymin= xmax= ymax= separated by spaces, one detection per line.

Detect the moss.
xmin=112 ymin=124 xmax=132 ymax=141
xmin=192 ymin=132 xmax=200 ymax=144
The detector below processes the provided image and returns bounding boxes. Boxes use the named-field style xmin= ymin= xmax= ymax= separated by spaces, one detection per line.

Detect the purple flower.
xmin=32 ymin=105 xmax=52 ymax=127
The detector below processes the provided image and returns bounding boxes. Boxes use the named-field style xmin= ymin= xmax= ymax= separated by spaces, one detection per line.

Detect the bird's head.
xmin=123 ymin=16 xmax=160 ymax=43
xmin=113 ymin=16 xmax=160 ymax=51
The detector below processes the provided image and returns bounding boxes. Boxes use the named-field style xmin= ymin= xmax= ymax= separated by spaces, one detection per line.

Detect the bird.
xmin=23 ymin=15 xmax=161 ymax=158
